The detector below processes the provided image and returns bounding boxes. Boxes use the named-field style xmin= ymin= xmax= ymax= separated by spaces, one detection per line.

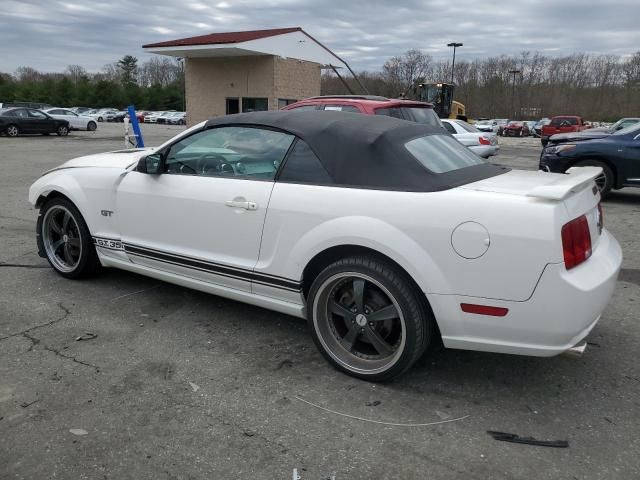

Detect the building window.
xmin=226 ymin=98 xmax=239 ymax=115
xmin=278 ymin=99 xmax=298 ymax=109
xmin=242 ymin=97 xmax=268 ymax=113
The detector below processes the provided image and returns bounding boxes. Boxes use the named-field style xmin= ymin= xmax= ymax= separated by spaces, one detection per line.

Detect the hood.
xmin=549 ymin=131 xmax=610 ymax=143
xmin=51 ymin=148 xmax=155 ymax=172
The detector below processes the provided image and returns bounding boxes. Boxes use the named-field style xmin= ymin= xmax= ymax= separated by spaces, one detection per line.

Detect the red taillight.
xmin=460 ymin=303 xmax=509 ymax=317
xmin=478 ymin=136 xmax=491 ymax=145
xmin=561 ymin=215 xmax=592 ymax=269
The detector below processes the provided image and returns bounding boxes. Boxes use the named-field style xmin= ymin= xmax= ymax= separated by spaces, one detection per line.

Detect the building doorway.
xmin=226 ymin=98 xmax=239 ymax=114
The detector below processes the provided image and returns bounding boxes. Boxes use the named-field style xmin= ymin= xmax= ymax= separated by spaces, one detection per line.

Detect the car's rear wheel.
xmin=38 ymin=197 xmax=101 ymax=279
xmin=56 ymin=125 xmax=69 ymax=136
xmin=575 ymin=159 xmax=614 ymax=197
xmin=6 ymin=124 xmax=19 ymax=137
xmin=307 ymin=256 xmax=433 ymax=381
xmin=87 ymin=121 xmax=97 ymax=131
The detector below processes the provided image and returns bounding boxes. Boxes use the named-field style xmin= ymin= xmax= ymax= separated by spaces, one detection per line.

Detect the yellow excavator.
xmin=407 ymin=82 xmax=466 ymax=120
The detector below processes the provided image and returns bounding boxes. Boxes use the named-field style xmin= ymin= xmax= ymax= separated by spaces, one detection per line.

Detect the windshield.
xmin=405 ymin=134 xmax=486 ymax=173
xmin=613 ymin=123 xmax=640 ymax=136
xmin=455 ymin=120 xmax=480 ymax=133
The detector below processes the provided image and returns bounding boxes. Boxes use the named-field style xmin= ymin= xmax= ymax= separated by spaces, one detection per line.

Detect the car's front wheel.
xmin=575 ymin=159 xmax=614 ymax=197
xmin=38 ymin=197 xmax=101 ymax=279
xmin=307 ymin=256 xmax=433 ymax=381
xmin=56 ymin=125 xmax=69 ymax=136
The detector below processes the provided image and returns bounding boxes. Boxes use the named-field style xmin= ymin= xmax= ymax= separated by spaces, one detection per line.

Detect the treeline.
xmin=322 ymin=51 xmax=640 ymax=121
xmin=0 ymin=56 xmax=185 ymax=110
xmin=3 ymin=51 xmax=640 ymax=120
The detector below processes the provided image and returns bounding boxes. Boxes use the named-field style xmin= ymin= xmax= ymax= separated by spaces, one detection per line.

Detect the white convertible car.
xmin=29 ymin=111 xmax=622 ymax=381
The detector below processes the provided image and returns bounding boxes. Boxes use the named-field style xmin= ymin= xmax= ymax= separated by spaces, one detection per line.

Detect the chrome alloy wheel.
xmin=6 ymin=125 xmax=18 ymax=137
xmin=594 ymin=172 xmax=607 ymax=192
xmin=42 ymin=206 xmax=83 ymax=273
xmin=312 ymin=272 xmax=406 ymax=375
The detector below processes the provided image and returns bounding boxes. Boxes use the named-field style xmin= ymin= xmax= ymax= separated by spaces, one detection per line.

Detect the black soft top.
xmin=204 ymin=110 xmax=506 ymax=192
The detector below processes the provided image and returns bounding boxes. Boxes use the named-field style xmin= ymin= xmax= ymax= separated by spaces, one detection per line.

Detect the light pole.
xmin=508 ymin=68 xmax=521 ymax=119
xmin=447 ymin=42 xmax=463 ymax=84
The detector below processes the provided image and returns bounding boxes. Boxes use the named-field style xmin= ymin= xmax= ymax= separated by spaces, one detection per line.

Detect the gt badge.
xmin=101 ymin=210 xmax=114 ymax=217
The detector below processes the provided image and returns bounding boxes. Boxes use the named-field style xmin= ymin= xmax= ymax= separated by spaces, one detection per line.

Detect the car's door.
xmin=115 ymin=125 xmax=295 ymax=292
xmin=27 ymin=109 xmax=53 ymax=133
xmin=12 ymin=109 xmax=33 ymax=132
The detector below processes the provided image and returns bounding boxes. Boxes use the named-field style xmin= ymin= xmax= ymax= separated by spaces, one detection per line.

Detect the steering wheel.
xmin=196 ymin=153 xmax=226 ymax=175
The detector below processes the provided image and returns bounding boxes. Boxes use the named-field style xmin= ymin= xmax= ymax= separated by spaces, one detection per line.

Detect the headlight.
xmin=545 ymin=144 xmax=576 ymax=155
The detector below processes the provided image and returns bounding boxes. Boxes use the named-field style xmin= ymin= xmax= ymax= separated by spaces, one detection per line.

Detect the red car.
xmin=282 ymin=95 xmax=442 ymax=127
xmin=502 ymin=121 xmax=530 ymax=137
xmin=541 ymin=116 xmax=590 ymax=146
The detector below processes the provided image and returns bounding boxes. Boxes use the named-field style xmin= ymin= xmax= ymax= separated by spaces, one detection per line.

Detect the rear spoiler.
xmin=527 ymin=166 xmax=601 ymax=200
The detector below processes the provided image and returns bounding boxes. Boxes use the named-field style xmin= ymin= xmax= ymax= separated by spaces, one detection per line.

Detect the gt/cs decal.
xmin=101 ymin=210 xmax=114 ymax=217
xmin=94 ymin=238 xmax=123 ymax=250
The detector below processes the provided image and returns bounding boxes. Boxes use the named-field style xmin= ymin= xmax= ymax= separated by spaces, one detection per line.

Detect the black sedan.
xmin=0 ymin=108 xmax=70 ymax=137
xmin=539 ymin=123 xmax=640 ymax=196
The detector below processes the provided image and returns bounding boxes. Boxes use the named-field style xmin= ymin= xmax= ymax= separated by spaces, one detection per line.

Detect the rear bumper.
xmin=431 ymin=229 xmax=622 ymax=356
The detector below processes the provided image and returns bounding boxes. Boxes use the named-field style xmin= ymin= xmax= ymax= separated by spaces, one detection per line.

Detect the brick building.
xmin=143 ymin=27 xmax=344 ymax=125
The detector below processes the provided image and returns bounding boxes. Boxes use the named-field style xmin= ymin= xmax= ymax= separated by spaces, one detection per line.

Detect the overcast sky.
xmin=1 ymin=0 xmax=638 ymax=74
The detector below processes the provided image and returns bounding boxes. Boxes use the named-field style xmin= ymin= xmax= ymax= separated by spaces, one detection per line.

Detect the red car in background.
xmin=502 ymin=121 xmax=530 ymax=137
xmin=541 ymin=116 xmax=590 ymax=145
xmin=282 ymin=95 xmax=443 ymax=127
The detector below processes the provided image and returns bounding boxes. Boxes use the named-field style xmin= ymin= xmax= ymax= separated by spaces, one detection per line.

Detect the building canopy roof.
xmin=143 ymin=27 xmax=343 ymax=67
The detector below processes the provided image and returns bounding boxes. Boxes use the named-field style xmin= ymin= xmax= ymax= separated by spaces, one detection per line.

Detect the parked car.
xmin=44 ymin=108 xmax=97 ymax=131
xmin=540 ymin=122 xmax=640 ymax=196
xmin=1 ymin=108 xmax=70 ymax=137
xmin=502 ymin=121 xmax=531 ymax=137
xmin=144 ymin=111 xmax=170 ymax=124
xmin=29 ymin=111 xmax=621 ymax=380
xmin=494 ymin=119 xmax=510 ymax=136
xmin=112 ymin=111 xmax=129 ymax=122
xmin=541 ymin=116 xmax=590 ymax=146
xmin=283 ymin=95 xmax=444 ymax=128
xmin=166 ymin=112 xmax=187 ymax=125
xmin=157 ymin=112 xmax=185 ymax=125
xmin=441 ymin=119 xmax=500 ymax=158
xmin=474 ymin=119 xmax=499 ymax=133
xmin=89 ymin=109 xmax=118 ymax=122
xmin=533 ymin=118 xmax=551 ymax=138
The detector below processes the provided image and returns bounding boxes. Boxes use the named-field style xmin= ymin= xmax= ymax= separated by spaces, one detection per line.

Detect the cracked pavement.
xmin=1 ymin=125 xmax=639 ymax=479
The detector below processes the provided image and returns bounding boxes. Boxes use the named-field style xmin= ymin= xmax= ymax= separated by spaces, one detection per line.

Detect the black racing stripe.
xmin=124 ymin=241 xmax=299 ymax=284
xmin=124 ymin=244 xmax=301 ymax=291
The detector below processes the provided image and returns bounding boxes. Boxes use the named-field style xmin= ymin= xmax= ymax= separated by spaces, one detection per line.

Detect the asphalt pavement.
xmin=1 ymin=123 xmax=639 ymax=479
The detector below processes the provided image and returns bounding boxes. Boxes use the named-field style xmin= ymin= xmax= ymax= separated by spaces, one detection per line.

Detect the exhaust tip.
xmin=561 ymin=341 xmax=587 ymax=359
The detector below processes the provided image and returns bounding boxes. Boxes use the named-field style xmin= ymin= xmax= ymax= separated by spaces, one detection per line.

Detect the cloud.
xmin=0 ymin=0 xmax=637 ymax=73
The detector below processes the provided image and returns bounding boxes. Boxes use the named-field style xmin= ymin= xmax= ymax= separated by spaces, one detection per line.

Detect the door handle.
xmin=225 ymin=200 xmax=258 ymax=210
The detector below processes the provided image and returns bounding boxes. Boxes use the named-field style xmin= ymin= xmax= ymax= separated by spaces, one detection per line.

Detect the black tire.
xmin=307 ymin=256 xmax=433 ymax=381
xmin=6 ymin=124 xmax=19 ymax=137
xmin=541 ymin=138 xmax=548 ymax=146
xmin=56 ymin=125 xmax=69 ymax=136
xmin=574 ymin=159 xmax=614 ymax=197
xmin=37 ymin=197 xmax=101 ymax=279
xmin=87 ymin=121 xmax=97 ymax=131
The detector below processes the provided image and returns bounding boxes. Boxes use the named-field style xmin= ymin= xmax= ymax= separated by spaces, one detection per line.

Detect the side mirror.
xmin=137 ymin=152 xmax=162 ymax=174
